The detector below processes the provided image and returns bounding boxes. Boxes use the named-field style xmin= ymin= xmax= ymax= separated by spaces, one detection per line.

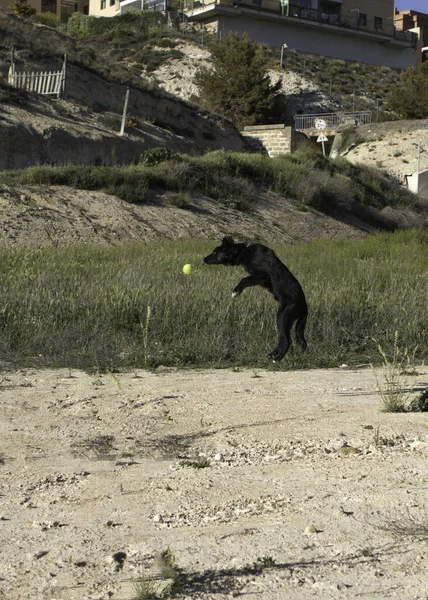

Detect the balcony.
xmin=173 ymin=0 xmax=417 ymax=48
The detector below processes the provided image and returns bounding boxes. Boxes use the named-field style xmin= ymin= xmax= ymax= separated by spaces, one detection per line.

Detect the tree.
xmin=387 ymin=61 xmax=428 ymax=119
xmin=194 ymin=32 xmax=281 ymax=129
xmin=7 ymin=1 xmax=37 ymax=18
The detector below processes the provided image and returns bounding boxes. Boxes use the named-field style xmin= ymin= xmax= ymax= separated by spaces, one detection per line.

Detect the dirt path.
xmin=1 ymin=365 xmax=428 ymax=600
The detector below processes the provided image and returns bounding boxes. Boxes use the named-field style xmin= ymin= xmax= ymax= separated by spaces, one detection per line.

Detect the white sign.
xmin=317 ymin=134 xmax=328 ymax=143
xmin=315 ymin=118 xmax=327 ymax=130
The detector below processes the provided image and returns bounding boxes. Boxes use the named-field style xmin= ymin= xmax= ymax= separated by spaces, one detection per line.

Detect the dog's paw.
xmin=268 ymin=349 xmax=283 ymax=362
xmin=231 ymin=291 xmax=240 ymax=299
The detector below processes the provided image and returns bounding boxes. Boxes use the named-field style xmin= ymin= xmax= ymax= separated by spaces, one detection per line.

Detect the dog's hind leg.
xmin=295 ymin=313 xmax=308 ymax=352
xmin=268 ymin=303 xmax=294 ymax=362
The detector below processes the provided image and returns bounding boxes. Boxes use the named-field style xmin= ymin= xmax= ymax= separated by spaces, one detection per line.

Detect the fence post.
xmin=120 ymin=88 xmax=130 ymax=137
xmin=10 ymin=47 xmax=15 ymax=77
xmin=60 ymin=54 xmax=67 ymax=99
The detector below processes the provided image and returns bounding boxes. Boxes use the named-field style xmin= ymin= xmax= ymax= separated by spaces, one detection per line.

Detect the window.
xmin=101 ymin=0 xmax=106 ymax=8
xmin=374 ymin=16 xmax=383 ymax=29
xmin=110 ymin=0 xmax=115 ymax=5
xmin=359 ymin=13 xmax=367 ymax=27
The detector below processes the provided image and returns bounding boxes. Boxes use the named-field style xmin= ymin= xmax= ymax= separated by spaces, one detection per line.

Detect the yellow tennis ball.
xmin=183 ymin=263 xmax=192 ymax=275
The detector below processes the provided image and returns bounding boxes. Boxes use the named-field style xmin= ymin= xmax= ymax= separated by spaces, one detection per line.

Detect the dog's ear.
xmin=222 ymin=236 xmax=234 ymax=246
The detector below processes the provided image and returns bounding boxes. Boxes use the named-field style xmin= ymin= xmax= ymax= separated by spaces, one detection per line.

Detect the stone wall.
xmin=241 ymin=124 xmax=292 ymax=157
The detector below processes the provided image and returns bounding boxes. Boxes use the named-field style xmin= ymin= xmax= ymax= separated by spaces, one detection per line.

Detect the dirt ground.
xmin=1 ymin=365 xmax=428 ymax=600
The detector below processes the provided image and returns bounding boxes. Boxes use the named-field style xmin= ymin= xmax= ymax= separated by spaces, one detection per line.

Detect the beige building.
xmin=395 ymin=8 xmax=428 ymax=63
xmin=172 ymin=0 xmax=418 ymax=69
xmin=0 ymin=0 xmax=89 ymax=19
xmin=88 ymin=0 xmax=118 ymax=17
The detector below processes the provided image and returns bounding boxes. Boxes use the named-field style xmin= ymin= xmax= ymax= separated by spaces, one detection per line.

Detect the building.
xmin=0 ymin=0 xmax=89 ymax=19
xmin=2 ymin=0 xmax=419 ymax=70
xmin=88 ymin=0 xmax=166 ymax=17
xmin=394 ymin=8 xmax=428 ymax=63
xmin=167 ymin=0 xmax=418 ymax=69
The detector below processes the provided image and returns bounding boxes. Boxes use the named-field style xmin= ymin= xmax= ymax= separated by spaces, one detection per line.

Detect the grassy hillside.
xmin=2 ymin=149 xmax=424 ymax=227
xmin=0 ymin=9 xmax=244 ymax=152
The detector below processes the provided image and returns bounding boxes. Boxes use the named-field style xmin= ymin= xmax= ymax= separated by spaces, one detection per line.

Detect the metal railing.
xmin=175 ymin=0 xmax=417 ymax=47
xmin=294 ymin=111 xmax=372 ymax=131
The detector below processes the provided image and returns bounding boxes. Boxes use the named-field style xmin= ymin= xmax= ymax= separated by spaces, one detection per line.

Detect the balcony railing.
xmin=177 ymin=0 xmax=417 ymax=47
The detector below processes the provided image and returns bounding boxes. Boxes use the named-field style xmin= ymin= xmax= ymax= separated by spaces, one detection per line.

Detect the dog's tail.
xmin=295 ymin=313 xmax=308 ymax=352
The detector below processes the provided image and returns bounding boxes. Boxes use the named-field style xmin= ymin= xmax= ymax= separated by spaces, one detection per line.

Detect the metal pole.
xmin=11 ymin=46 xmax=15 ymax=76
xmin=418 ymin=140 xmax=421 ymax=172
xmin=120 ymin=88 xmax=130 ymax=137
xmin=321 ymin=141 xmax=326 ymax=157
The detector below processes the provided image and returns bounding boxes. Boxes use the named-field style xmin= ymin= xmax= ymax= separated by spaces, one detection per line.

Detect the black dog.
xmin=204 ymin=236 xmax=308 ymax=361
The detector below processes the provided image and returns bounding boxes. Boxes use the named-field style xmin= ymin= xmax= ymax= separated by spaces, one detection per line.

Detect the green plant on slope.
xmin=386 ymin=61 xmax=428 ymax=119
xmin=8 ymin=1 xmax=36 ymax=18
xmin=195 ymin=32 xmax=281 ymax=129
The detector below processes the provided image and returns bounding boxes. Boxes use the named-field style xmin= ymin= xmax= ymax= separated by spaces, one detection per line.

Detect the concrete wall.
xmin=218 ymin=13 xmax=416 ymax=69
xmin=406 ymin=169 xmax=428 ymax=199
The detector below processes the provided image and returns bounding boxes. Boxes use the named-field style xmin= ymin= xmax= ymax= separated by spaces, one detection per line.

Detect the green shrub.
xmin=7 ymin=1 xmax=36 ymax=18
xmin=140 ymin=147 xmax=181 ymax=167
xmin=195 ymin=32 xmax=281 ymax=129
xmin=31 ymin=11 xmax=60 ymax=28
xmin=386 ymin=62 xmax=428 ymax=119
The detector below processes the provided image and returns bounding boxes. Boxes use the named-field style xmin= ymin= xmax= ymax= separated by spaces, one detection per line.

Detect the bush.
xmin=386 ymin=62 xmax=428 ymax=119
xmin=31 ymin=11 xmax=60 ymax=28
xmin=140 ymin=147 xmax=181 ymax=167
xmin=195 ymin=32 xmax=281 ymax=129
xmin=7 ymin=1 xmax=36 ymax=18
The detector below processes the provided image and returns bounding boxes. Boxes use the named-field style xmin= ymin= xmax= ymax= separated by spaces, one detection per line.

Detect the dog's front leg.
xmin=232 ymin=275 xmax=266 ymax=298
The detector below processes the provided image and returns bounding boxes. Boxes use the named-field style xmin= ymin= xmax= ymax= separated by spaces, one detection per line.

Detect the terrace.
xmin=174 ymin=0 xmax=417 ymax=48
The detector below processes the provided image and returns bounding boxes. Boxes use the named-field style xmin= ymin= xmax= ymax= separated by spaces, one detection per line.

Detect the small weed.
xmin=180 ymin=455 xmax=211 ymax=469
xmin=158 ymin=547 xmax=182 ymax=595
xmin=71 ymin=435 xmax=117 ymax=460
xmin=255 ymin=555 xmax=276 ymax=569
xmin=164 ymin=191 xmax=191 ymax=208
xmin=133 ymin=575 xmax=158 ymax=600
xmin=380 ymin=507 xmax=428 ymax=541
xmin=142 ymin=305 xmax=152 ymax=367
xmin=408 ymin=388 xmax=428 ymax=412
xmin=126 ymin=117 xmax=140 ymax=129
xmin=372 ymin=332 xmax=418 ymax=412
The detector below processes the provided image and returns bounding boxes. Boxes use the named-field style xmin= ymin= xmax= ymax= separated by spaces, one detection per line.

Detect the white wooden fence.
xmin=8 ymin=54 xmax=66 ymax=99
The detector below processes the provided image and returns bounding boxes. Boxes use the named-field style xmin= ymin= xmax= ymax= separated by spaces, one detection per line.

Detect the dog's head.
xmin=203 ymin=236 xmax=245 ymax=266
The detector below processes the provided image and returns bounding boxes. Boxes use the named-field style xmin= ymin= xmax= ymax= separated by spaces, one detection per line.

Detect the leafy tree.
xmin=387 ymin=61 xmax=428 ymax=119
xmin=194 ymin=32 xmax=281 ymax=129
xmin=7 ymin=1 xmax=37 ymax=18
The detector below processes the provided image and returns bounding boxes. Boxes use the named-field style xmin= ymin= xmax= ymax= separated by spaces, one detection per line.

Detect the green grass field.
xmin=0 ymin=230 xmax=426 ymax=371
